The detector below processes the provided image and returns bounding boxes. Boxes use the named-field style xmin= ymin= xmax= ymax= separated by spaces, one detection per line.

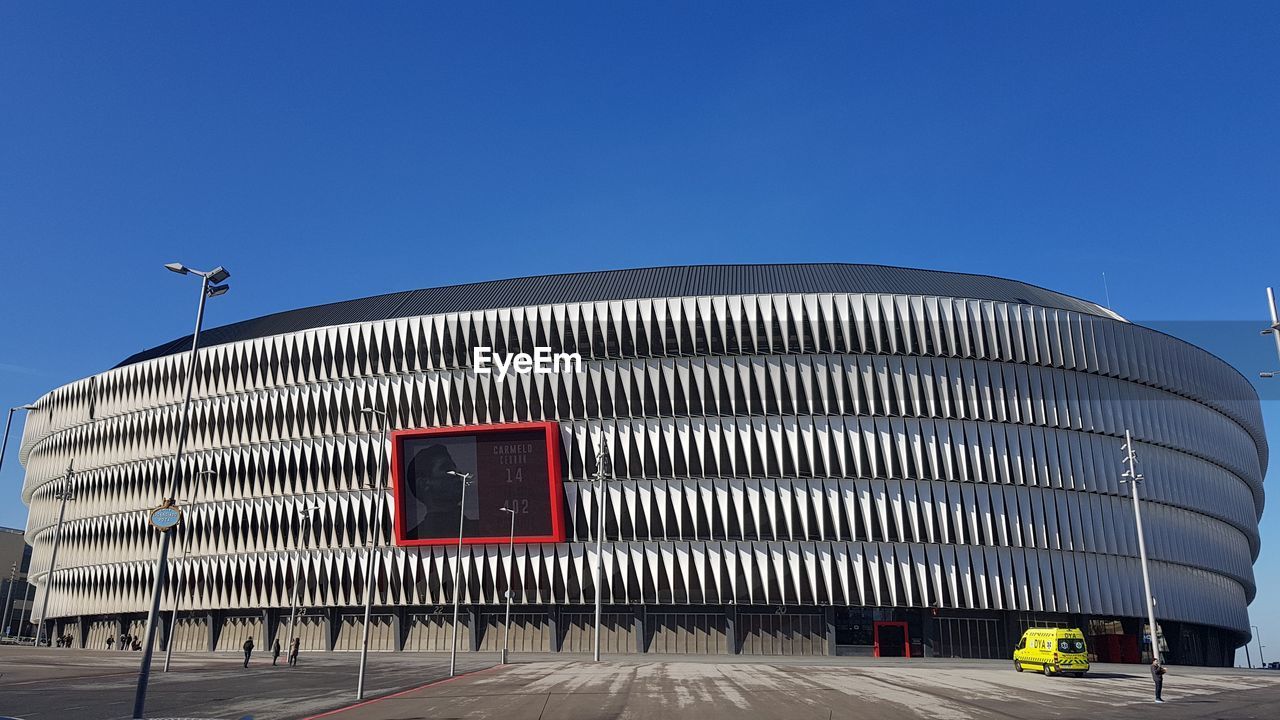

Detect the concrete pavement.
xmin=0 ymin=646 xmax=493 ymax=720
xmin=304 ymin=657 xmax=1280 ymax=720
xmin=3 ymin=647 xmax=1279 ymax=720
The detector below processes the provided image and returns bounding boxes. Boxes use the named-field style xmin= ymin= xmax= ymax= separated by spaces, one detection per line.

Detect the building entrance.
xmin=874 ymin=621 xmax=909 ymax=657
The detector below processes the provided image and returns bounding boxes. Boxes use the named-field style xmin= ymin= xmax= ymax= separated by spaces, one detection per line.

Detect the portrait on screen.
xmin=391 ymin=422 xmax=566 ymax=545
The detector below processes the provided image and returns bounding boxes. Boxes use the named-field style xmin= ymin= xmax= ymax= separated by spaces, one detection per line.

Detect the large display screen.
xmin=389 ymin=421 xmax=565 ymax=546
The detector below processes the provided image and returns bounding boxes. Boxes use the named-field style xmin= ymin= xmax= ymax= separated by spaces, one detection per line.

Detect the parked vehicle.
xmin=1014 ymin=628 xmax=1090 ymax=677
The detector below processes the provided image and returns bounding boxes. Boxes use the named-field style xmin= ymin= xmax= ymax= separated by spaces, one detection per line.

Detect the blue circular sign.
xmin=150 ymin=506 xmax=182 ymax=530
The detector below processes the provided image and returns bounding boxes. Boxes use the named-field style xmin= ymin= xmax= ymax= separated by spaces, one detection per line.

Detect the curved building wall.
xmin=17 ymin=277 xmax=1265 ymax=661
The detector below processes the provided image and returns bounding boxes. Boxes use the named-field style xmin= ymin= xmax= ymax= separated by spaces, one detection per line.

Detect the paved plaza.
xmin=306 ymin=657 xmax=1280 ymax=720
xmin=1 ymin=647 xmax=1279 ymax=720
xmin=0 ymin=646 xmax=492 ymax=720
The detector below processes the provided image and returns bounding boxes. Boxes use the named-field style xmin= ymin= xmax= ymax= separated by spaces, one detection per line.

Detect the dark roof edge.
xmin=117 ymin=260 xmax=1121 ymax=366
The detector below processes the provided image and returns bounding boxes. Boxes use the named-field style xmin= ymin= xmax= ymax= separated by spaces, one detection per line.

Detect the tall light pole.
xmin=1257 ymin=289 xmax=1279 ymax=670
xmin=1 ymin=403 xmax=37 ymax=642
xmin=2 ymin=562 xmax=18 ymax=638
xmin=447 ymin=469 xmax=472 ymax=677
xmin=1259 ymin=288 xmax=1280 ymax=379
xmin=1 ymin=403 xmax=37 ymax=639
xmin=163 ymin=480 xmax=211 ymax=673
xmin=592 ymin=447 xmax=611 ymax=662
xmin=285 ymin=504 xmax=318 ymax=660
xmin=0 ymin=404 xmax=38 ymax=476
xmin=133 ymin=263 xmax=229 ymax=720
xmin=16 ymin=579 xmax=35 ymax=640
xmin=1121 ymin=430 xmax=1161 ymax=663
xmin=161 ymin=548 xmax=191 ymax=672
xmin=355 ymin=407 xmax=390 ymax=700
xmin=34 ymin=461 xmax=74 ymax=647
xmin=500 ymin=506 xmax=516 ymax=665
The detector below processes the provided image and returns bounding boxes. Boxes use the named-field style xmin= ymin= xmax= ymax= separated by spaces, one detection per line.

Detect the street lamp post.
xmin=1259 ymin=288 xmax=1280 ymax=379
xmin=16 ymin=581 xmax=34 ymax=640
xmin=1121 ymin=430 xmax=1161 ymax=663
xmin=132 ymin=263 xmax=228 ymax=720
xmin=1253 ymin=625 xmax=1267 ymax=666
xmin=34 ymin=462 xmax=74 ymax=648
xmin=1 ymin=404 xmax=36 ymax=642
xmin=163 ymin=480 xmax=211 ymax=673
xmin=447 ymin=470 xmax=472 ymax=678
xmin=285 ymin=504 xmax=318 ymax=661
xmin=2 ymin=562 xmax=17 ymax=638
xmin=161 ymin=548 xmax=191 ymax=672
xmin=592 ymin=447 xmax=611 ymax=663
xmin=356 ymin=408 xmax=390 ymax=700
xmin=0 ymin=404 xmax=38 ymax=476
xmin=500 ymin=506 xmax=516 ymax=664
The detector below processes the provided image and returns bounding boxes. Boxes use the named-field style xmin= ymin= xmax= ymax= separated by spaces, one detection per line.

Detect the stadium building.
xmin=16 ymin=264 xmax=1264 ymax=664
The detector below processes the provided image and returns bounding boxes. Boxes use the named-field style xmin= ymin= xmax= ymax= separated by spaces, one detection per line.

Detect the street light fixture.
xmin=447 ymin=469 xmax=472 ymax=677
xmin=2 ymin=562 xmax=19 ymax=638
xmin=0 ymin=404 xmax=38 ymax=477
xmin=160 ymin=548 xmax=192 ymax=672
xmin=355 ymin=407 xmax=390 ymax=700
xmin=133 ymin=263 xmax=229 ymax=720
xmin=1260 ymin=288 xmax=1280 ymax=379
xmin=285 ymin=503 xmax=319 ymax=665
xmin=499 ymin=505 xmax=517 ymax=665
xmin=34 ymin=461 xmax=74 ymax=648
xmin=163 ymin=479 xmax=211 ymax=673
xmin=592 ymin=447 xmax=612 ymax=663
xmin=1121 ymin=430 xmax=1161 ymax=664
xmin=1253 ymin=625 xmax=1267 ymax=666
xmin=0 ymin=403 xmax=38 ymax=641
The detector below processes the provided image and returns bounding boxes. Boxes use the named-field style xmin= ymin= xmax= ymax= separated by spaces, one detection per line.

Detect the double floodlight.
xmin=166 ymin=262 xmax=231 ymax=294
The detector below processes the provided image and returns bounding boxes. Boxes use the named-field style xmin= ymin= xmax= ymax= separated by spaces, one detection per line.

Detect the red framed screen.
xmin=389 ymin=421 xmax=566 ymax=546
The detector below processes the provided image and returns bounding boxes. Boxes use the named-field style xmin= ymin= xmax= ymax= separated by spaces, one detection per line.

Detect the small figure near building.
xmin=271 ymin=638 xmax=282 ymax=666
xmin=288 ymin=637 xmax=300 ymax=667
xmin=242 ymin=637 xmax=255 ymax=668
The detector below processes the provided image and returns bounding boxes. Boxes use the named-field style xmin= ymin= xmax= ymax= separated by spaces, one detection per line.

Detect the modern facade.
xmin=0 ymin=527 xmax=34 ymax=638
xmin=17 ymin=264 xmax=1265 ymax=664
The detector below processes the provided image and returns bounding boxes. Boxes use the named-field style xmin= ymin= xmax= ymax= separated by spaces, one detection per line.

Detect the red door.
xmin=873 ymin=621 xmax=911 ymax=658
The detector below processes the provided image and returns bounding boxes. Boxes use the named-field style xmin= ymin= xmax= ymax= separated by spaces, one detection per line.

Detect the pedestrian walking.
xmin=271 ymin=638 xmax=282 ymax=666
xmin=242 ymin=637 xmax=255 ymax=668
xmin=106 ymin=635 xmax=114 ymax=650
xmin=288 ymin=637 xmax=300 ymax=667
xmin=1152 ymin=657 xmax=1167 ymax=702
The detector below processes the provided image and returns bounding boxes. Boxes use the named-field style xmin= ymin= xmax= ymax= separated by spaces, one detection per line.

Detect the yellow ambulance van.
xmin=1013 ymin=628 xmax=1090 ymax=677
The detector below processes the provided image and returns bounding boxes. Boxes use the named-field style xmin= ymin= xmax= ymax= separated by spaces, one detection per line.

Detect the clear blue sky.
xmin=1 ymin=2 xmax=1277 ymax=663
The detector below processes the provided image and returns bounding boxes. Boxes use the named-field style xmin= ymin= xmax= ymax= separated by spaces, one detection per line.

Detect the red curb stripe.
xmin=299 ymin=664 xmax=506 ymax=720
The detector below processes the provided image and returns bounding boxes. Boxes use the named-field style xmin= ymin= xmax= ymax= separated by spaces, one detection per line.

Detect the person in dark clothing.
xmin=242 ymin=637 xmax=255 ymax=668
xmin=288 ymin=637 xmax=300 ymax=667
xmin=271 ymin=638 xmax=282 ymax=666
xmin=1152 ymin=658 xmax=1167 ymax=702
xmin=106 ymin=636 xmax=114 ymax=650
